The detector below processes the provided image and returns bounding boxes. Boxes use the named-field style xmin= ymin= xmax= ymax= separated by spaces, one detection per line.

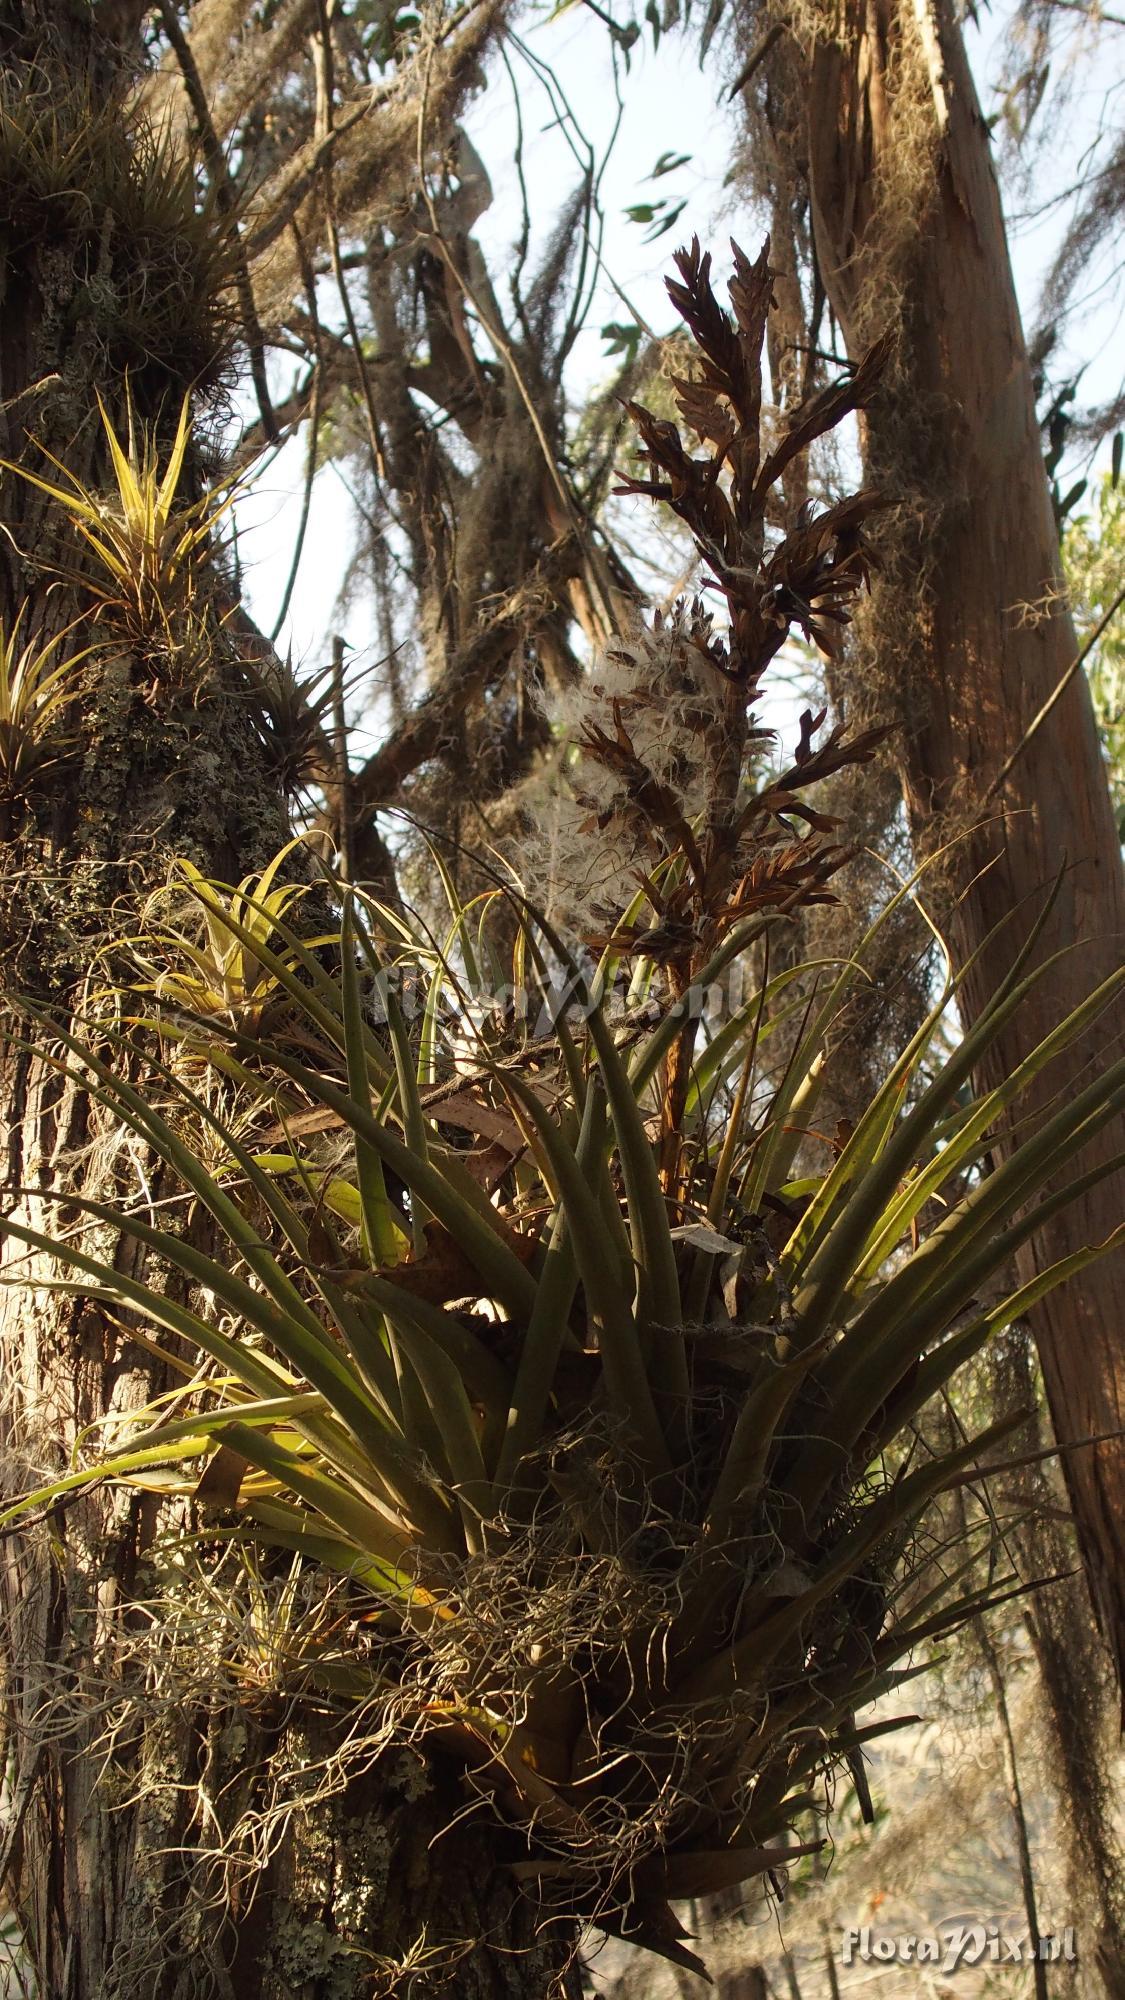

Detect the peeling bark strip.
xmin=783 ymin=0 xmax=1125 ymax=1686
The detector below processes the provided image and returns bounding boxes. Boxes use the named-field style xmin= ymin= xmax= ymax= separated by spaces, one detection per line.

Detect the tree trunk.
xmin=757 ymin=0 xmax=1125 ymax=1692
xmin=0 ymin=5 xmax=568 ymax=1994
xmin=990 ymin=1330 xmax=1125 ymax=1994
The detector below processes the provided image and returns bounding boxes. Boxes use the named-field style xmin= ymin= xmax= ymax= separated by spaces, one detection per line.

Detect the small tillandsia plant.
xmin=3 ymin=242 xmax=1124 ymax=1983
xmin=0 ymin=602 xmax=96 ymax=818
xmin=2 ymin=385 xmax=240 ymax=651
xmin=117 ymin=840 xmax=335 ymax=1036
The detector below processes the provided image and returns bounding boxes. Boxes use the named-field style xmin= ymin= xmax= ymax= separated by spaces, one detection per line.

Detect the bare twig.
xmin=727 ymin=22 xmax=786 ymax=99
xmin=1042 ymin=0 xmax=1125 ymax=26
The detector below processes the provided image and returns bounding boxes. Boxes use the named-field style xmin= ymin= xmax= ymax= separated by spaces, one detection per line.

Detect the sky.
xmin=232 ymin=9 xmax=739 ymax=669
xmin=231 ymin=3 xmax=1125 ymax=691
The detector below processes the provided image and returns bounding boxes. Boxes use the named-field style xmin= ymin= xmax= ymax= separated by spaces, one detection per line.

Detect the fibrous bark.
xmin=736 ymin=0 xmax=1125 ymax=1693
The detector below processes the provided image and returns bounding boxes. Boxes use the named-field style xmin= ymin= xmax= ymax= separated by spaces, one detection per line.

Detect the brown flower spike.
xmin=583 ymin=237 xmax=891 ymax=1176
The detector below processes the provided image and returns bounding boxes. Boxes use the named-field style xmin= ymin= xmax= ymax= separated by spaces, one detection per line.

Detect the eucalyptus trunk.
xmin=746 ymin=0 xmax=1125 ymax=1693
xmin=0 ymin=5 xmax=562 ymax=1994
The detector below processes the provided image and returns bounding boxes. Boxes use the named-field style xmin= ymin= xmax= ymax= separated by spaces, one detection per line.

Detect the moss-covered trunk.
xmin=0 ymin=5 xmax=569 ymax=1994
xmin=0 ymin=5 xmax=283 ymax=1981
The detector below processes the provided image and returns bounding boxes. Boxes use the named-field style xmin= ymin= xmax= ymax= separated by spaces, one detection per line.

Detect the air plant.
xmin=0 ymin=604 xmax=95 ymax=806
xmin=6 ymin=872 xmax=1121 ymax=1972
xmin=240 ymin=645 xmax=373 ymax=800
xmin=4 ymin=389 xmax=238 ymax=646
xmin=3 ymin=243 xmax=1123 ymax=1981
xmin=551 ymin=238 xmax=891 ymax=1186
xmin=0 ymin=78 xmax=237 ymax=392
xmin=120 ymin=842 xmax=330 ymax=1035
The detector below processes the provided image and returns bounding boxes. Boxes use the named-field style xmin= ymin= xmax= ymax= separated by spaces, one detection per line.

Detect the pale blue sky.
xmin=232 ymin=6 xmax=1125 ymax=701
xmin=233 ymin=13 xmax=737 ymax=671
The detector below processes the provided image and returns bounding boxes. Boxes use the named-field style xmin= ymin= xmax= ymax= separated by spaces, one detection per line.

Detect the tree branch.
xmin=323 ymin=536 xmax=582 ymax=827
xmin=157 ymin=0 xmax=279 ymax=443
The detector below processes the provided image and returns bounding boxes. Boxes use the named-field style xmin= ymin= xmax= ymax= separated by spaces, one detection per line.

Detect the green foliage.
xmin=3 ymin=240 xmax=1122 ymax=1979
xmin=5 ymin=390 xmax=240 ymax=647
xmin=0 ymin=607 xmax=94 ymax=807
xmin=3 ymin=864 xmax=1122 ymax=1970
xmin=625 ymin=196 xmax=688 ymax=241
xmin=123 ymin=845 xmax=329 ymax=1031
xmin=1063 ymin=473 xmax=1125 ymax=838
xmin=0 ymin=75 xmax=236 ymax=396
xmin=600 ymin=319 xmax=645 ymax=364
